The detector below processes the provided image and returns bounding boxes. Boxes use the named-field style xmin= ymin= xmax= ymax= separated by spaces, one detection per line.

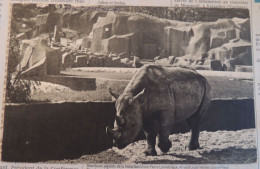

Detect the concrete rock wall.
xmin=19 ymin=7 xmax=251 ymax=70
xmin=91 ymin=13 xmax=168 ymax=59
xmin=90 ymin=13 xmax=251 ymax=70
xmin=19 ymin=37 xmax=62 ymax=77
xmin=35 ymin=12 xmax=62 ymax=37
xmin=2 ymin=102 xmax=115 ymax=162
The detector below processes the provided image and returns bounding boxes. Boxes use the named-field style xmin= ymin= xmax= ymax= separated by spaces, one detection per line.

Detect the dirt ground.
xmin=48 ymin=129 xmax=257 ymax=164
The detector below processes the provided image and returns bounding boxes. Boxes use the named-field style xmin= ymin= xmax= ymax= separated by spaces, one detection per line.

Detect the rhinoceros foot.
xmin=188 ymin=142 xmax=200 ymax=151
xmin=158 ymin=140 xmax=172 ymax=153
xmin=144 ymin=148 xmax=157 ymax=156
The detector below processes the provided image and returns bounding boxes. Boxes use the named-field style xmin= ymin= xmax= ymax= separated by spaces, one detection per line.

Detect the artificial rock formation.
xmin=17 ymin=7 xmax=252 ymax=71
xmin=19 ymin=37 xmax=62 ymax=77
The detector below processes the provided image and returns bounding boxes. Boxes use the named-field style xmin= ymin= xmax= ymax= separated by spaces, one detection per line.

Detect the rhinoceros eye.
xmin=132 ymin=123 xmax=136 ymax=128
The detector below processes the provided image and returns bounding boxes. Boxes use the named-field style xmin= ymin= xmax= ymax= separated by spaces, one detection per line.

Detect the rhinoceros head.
xmin=106 ymin=89 xmax=145 ymax=149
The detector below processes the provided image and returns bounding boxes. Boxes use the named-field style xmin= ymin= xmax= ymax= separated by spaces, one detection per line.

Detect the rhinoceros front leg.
xmin=144 ymin=132 xmax=157 ymax=156
xmin=143 ymin=119 xmax=159 ymax=156
xmin=158 ymin=125 xmax=172 ymax=153
xmin=158 ymin=111 xmax=172 ymax=153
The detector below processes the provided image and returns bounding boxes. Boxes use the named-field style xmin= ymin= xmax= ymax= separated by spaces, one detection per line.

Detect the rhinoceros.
xmin=106 ymin=65 xmax=211 ymax=156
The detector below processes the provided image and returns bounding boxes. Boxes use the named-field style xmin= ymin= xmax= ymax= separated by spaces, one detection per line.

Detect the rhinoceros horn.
xmin=115 ymin=115 xmax=125 ymax=126
xmin=106 ymin=127 xmax=121 ymax=140
xmin=133 ymin=89 xmax=145 ymax=103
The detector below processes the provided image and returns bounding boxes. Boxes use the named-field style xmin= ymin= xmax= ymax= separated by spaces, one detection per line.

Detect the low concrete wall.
xmin=2 ymin=99 xmax=255 ymax=162
xmin=41 ymin=75 xmax=97 ymax=91
xmin=2 ymin=102 xmax=115 ymax=162
xmin=171 ymin=99 xmax=255 ymax=133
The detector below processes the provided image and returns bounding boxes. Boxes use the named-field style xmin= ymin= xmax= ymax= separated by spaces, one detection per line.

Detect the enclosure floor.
xmin=47 ymin=129 xmax=257 ymax=164
xmin=64 ymin=68 xmax=253 ymax=80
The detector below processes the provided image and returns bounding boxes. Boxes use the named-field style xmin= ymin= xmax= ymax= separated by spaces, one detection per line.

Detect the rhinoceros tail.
xmin=197 ymin=75 xmax=211 ymax=120
xmin=188 ymin=75 xmax=211 ymax=123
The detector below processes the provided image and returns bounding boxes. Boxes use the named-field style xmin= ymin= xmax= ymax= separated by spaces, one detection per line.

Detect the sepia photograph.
xmin=1 ymin=3 xmax=256 ymax=164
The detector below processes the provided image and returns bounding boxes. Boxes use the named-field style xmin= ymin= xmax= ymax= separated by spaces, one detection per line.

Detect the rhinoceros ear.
xmin=133 ymin=89 xmax=145 ymax=103
xmin=109 ymin=88 xmax=120 ymax=100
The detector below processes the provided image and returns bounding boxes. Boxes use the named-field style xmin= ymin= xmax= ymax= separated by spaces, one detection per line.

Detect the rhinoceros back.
xmin=143 ymin=66 xmax=207 ymax=122
xmin=124 ymin=65 xmax=208 ymax=122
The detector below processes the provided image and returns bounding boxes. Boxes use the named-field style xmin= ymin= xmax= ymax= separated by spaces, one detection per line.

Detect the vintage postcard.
xmin=0 ymin=1 xmax=259 ymax=169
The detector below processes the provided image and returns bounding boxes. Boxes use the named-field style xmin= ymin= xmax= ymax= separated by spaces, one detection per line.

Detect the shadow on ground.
xmin=140 ymin=147 xmax=256 ymax=164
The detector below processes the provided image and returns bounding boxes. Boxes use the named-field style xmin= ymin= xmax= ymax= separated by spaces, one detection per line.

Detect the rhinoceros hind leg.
xmin=188 ymin=137 xmax=200 ymax=150
xmin=187 ymin=81 xmax=211 ymax=150
xmin=186 ymin=110 xmax=202 ymax=150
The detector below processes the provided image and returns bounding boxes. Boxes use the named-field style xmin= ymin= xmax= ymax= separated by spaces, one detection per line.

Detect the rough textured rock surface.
xmin=224 ymin=51 xmax=252 ymax=71
xmin=75 ymin=55 xmax=89 ymax=67
xmin=235 ymin=65 xmax=253 ymax=72
xmin=203 ymin=59 xmax=223 ymax=71
xmin=91 ymin=13 xmax=188 ymax=59
xmin=35 ymin=12 xmax=62 ymax=37
xmin=15 ymin=6 xmax=252 ymax=70
xmin=62 ymin=52 xmax=74 ymax=69
xmin=89 ymin=13 xmax=251 ymax=70
xmin=19 ymin=36 xmax=62 ymax=76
